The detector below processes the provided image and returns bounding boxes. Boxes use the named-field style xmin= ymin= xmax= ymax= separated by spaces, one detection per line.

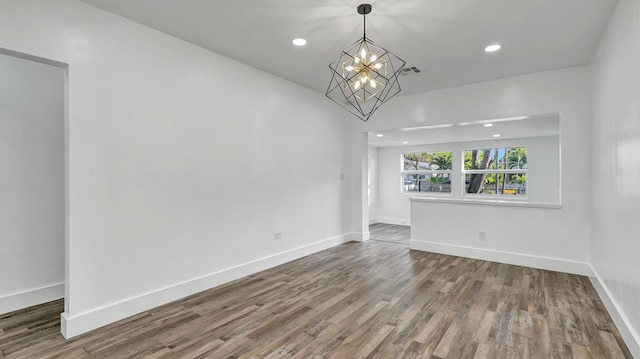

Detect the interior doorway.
xmin=0 ymin=49 xmax=67 ymax=317
xmin=367 ymin=137 xmax=411 ymax=245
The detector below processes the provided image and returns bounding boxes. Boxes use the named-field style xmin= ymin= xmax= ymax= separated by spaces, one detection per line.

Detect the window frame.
xmin=400 ymin=151 xmax=453 ymax=195
xmin=462 ymin=147 xmax=528 ymax=198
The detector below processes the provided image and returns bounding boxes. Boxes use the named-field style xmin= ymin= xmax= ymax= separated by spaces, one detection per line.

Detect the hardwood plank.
xmin=599 ymin=330 xmax=628 ymax=359
xmin=0 ymin=240 xmax=633 ymax=359
xmin=369 ymin=223 xmax=410 ymax=245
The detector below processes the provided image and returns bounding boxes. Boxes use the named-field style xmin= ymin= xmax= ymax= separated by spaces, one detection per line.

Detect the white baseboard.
xmin=61 ymin=234 xmax=351 ymax=338
xmin=376 ymin=217 xmax=410 ymax=226
xmin=589 ymin=265 xmax=640 ymax=358
xmin=351 ymin=231 xmax=370 ymax=242
xmin=409 ymin=240 xmax=590 ymax=276
xmin=369 ymin=217 xmax=379 ymax=225
xmin=0 ymin=282 xmax=64 ymax=315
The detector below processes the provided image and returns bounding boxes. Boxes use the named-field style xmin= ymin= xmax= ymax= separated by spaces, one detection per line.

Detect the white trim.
xmin=401 ymin=170 xmax=452 ymax=175
xmin=376 ymin=217 xmax=410 ymax=226
xmin=0 ymin=282 xmax=64 ymax=315
xmin=369 ymin=217 xmax=380 ymax=225
xmin=351 ymin=231 xmax=370 ymax=242
xmin=60 ymin=234 xmax=351 ymax=338
xmin=0 ymin=47 xmax=68 ymax=68
xmin=409 ymin=196 xmax=561 ymax=209
xmin=409 ymin=239 xmax=589 ymax=276
xmin=403 ymin=192 xmax=452 ymax=198
xmin=463 ymin=169 xmax=528 ymax=174
xmin=589 ymin=265 xmax=640 ymax=358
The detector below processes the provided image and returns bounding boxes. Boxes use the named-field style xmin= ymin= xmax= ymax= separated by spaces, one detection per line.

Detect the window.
xmin=463 ymin=147 xmax=527 ymax=196
xmin=402 ymin=152 xmax=452 ymax=193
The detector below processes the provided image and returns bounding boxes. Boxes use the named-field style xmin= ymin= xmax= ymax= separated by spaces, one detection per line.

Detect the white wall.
xmin=0 ymin=52 xmax=65 ymax=314
xmin=367 ymin=145 xmax=379 ymax=223
xmin=376 ymin=135 xmax=560 ymax=224
xmin=591 ymin=0 xmax=640 ymax=355
xmin=0 ymin=0 xmax=352 ymax=337
xmin=350 ymin=132 xmax=370 ymax=241
xmin=2 ymin=0 xmax=636 ymax=352
xmin=350 ymin=66 xmax=592 ymax=271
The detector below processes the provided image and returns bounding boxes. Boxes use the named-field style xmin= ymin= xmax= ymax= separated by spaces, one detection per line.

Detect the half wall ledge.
xmin=408 ymin=196 xmax=561 ymax=209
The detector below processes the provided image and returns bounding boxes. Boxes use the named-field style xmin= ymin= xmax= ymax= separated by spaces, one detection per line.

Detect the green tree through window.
xmin=463 ymin=147 xmax=527 ymax=196
xmin=402 ymin=151 xmax=452 ymax=193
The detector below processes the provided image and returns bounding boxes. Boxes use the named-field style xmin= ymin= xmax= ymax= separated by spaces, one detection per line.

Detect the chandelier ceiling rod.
xmin=358 ymin=4 xmax=370 ymax=38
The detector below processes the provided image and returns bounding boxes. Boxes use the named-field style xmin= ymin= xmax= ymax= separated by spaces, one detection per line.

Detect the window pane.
xmin=403 ymin=174 xmax=420 ymax=192
xmin=506 ymin=148 xmax=527 ymax=170
xmin=465 ymin=147 xmax=528 ymax=171
xmin=465 ymin=173 xmax=526 ymax=196
xmin=403 ymin=173 xmax=451 ymax=193
xmin=403 ymin=152 xmax=452 ymax=171
xmin=463 ymin=150 xmax=477 ymax=170
xmin=463 ymin=149 xmax=494 ymax=170
xmin=489 ymin=149 xmax=498 ymax=169
xmin=465 ymin=174 xmax=481 ymax=193
xmin=497 ymin=148 xmax=507 ymax=169
xmin=504 ymin=173 xmax=527 ymax=195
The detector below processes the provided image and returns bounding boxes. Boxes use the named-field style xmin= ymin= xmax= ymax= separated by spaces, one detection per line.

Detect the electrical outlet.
xmin=274 ymin=232 xmax=283 ymax=240
xmin=479 ymin=231 xmax=486 ymax=241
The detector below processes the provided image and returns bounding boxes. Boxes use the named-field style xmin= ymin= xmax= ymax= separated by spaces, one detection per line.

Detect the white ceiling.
xmin=81 ymin=0 xmax=617 ymax=96
xmin=368 ymin=113 xmax=559 ymax=147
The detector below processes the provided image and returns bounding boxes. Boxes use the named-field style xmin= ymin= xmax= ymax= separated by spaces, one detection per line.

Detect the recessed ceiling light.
xmin=484 ymin=123 xmax=494 ymax=127
xmin=492 ymin=134 xmax=501 ymax=137
xmin=292 ymin=38 xmax=307 ymax=46
xmin=402 ymin=141 xmax=409 ymax=144
xmin=376 ymin=134 xmax=383 ymax=137
xmin=485 ymin=44 xmax=501 ymax=52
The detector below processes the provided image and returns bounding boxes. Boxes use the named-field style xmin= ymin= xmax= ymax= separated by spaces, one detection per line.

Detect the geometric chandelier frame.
xmin=326 ymin=4 xmax=406 ymax=122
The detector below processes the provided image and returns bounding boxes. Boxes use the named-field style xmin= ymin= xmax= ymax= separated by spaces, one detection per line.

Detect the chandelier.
xmin=326 ymin=4 xmax=406 ymax=122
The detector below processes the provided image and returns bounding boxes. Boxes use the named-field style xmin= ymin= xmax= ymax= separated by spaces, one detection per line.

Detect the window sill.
xmin=402 ymin=192 xmax=452 ymax=197
xmin=408 ymin=196 xmax=561 ymax=209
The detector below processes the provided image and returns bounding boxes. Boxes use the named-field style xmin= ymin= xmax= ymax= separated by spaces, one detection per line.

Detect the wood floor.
xmin=0 ymin=241 xmax=633 ymax=359
xmin=369 ymin=223 xmax=410 ymax=245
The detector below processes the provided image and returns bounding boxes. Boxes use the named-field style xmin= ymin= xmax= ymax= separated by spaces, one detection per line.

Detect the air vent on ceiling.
xmin=402 ymin=66 xmax=422 ymax=75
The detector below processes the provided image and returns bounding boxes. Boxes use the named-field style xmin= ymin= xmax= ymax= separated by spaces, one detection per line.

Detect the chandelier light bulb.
xmin=326 ymin=3 xmax=406 ymax=121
